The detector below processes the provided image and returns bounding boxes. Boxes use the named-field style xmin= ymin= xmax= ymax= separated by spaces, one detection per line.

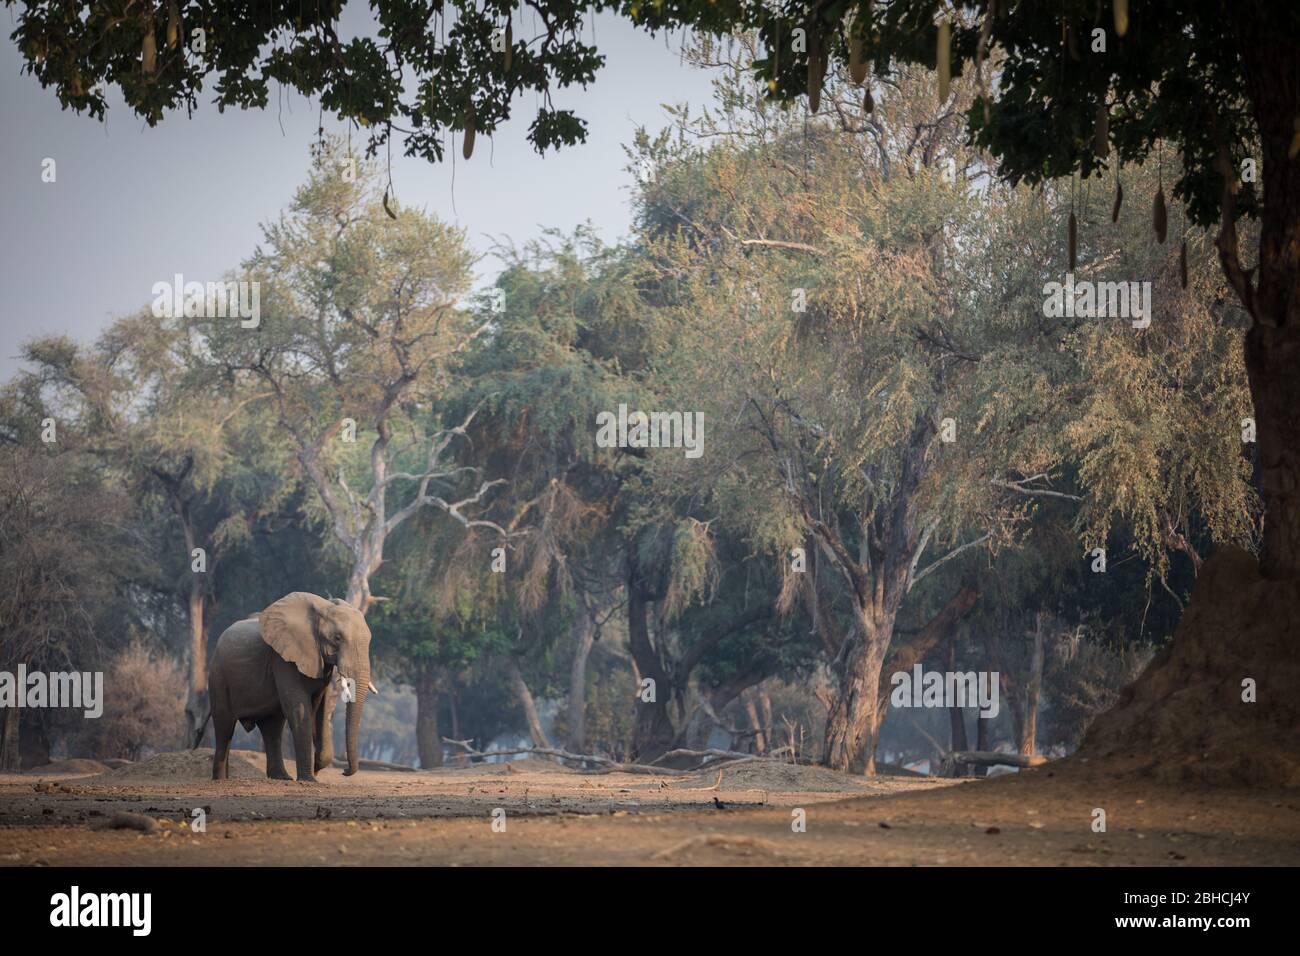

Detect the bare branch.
xmin=910 ymin=533 xmax=991 ymax=590
xmin=991 ymin=476 xmax=1082 ymax=502
xmin=906 ymin=520 xmax=938 ymax=593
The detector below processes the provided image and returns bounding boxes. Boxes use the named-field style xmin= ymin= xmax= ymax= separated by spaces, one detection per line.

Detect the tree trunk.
xmin=823 ymin=605 xmax=890 ymax=774
xmin=743 ymin=691 xmax=765 ymax=754
xmin=20 ymin=710 xmax=50 ymax=768
xmin=988 ymin=628 xmax=1026 ymax=751
xmin=627 ymin=587 xmax=676 ymax=761
xmin=566 ymin=601 xmax=596 ymax=753
xmin=178 ymin=510 xmax=210 ymax=747
xmin=184 ymin=576 xmax=209 ymax=746
xmin=1020 ymin=617 xmax=1044 ymax=756
xmin=345 ymin=563 xmax=374 ymax=614
xmin=0 ymin=705 xmax=20 ymax=771
xmin=1244 ymin=324 xmax=1300 ymax=578
xmin=415 ymin=665 xmax=442 ymax=769
xmin=944 ymin=750 xmax=1049 ymax=773
xmin=974 ymin=701 xmax=990 ymax=776
xmin=947 ymin=643 xmax=968 ymax=771
xmin=508 ymin=660 xmax=551 ymax=749
xmin=1232 ymin=20 xmax=1300 ymax=580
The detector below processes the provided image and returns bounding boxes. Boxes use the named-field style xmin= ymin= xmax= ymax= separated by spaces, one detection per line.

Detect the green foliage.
xmin=9 ymin=0 xmax=608 ymax=158
xmin=14 ymin=1 xmax=1272 ymax=238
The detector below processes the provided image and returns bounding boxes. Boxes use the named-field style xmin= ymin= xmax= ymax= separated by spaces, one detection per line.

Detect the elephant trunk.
xmin=343 ymin=660 xmax=369 ymax=776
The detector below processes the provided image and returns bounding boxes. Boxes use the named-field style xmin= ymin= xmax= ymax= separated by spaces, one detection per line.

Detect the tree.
xmin=0 ymin=431 xmax=136 ymax=768
xmin=199 ymin=140 xmax=501 ymax=615
xmin=630 ymin=57 xmax=1046 ymax=770
xmin=453 ymin=232 xmax=649 ymax=755
xmin=626 ymin=39 xmax=1253 ymax=770
xmin=191 ymin=141 xmax=514 ymax=759
xmin=9 ymin=314 xmax=290 ymax=743
xmin=8 ymin=0 xmax=610 ymax=161
xmin=370 ymin=572 xmax=513 ymax=768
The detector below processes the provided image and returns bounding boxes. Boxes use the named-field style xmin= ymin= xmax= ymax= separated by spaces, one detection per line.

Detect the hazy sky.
xmin=0 ymin=10 xmax=715 ymax=378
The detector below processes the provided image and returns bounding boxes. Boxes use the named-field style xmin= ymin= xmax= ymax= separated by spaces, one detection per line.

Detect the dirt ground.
xmin=1 ymin=750 xmax=1297 ymax=866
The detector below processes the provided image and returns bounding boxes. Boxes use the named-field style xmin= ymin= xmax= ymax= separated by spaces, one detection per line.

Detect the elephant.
xmin=200 ymin=592 xmax=373 ymax=782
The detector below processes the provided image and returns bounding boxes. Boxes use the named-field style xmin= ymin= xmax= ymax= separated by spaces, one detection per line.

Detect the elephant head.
xmin=259 ymin=592 xmax=372 ymax=775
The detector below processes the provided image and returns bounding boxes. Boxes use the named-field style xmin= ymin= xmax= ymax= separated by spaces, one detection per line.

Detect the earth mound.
xmin=680 ymin=759 xmax=876 ymax=793
xmin=94 ymin=749 xmax=264 ymax=783
xmin=1078 ymin=546 xmax=1300 ymax=788
xmin=23 ymin=758 xmax=109 ymax=776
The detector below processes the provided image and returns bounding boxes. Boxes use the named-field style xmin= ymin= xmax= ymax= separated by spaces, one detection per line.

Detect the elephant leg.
xmin=270 ymin=657 xmax=320 ymax=782
xmin=285 ymin=697 xmax=317 ymax=782
xmin=259 ymin=715 xmax=291 ymax=780
xmin=212 ymin=713 xmax=236 ymax=781
xmin=314 ymin=686 xmax=335 ymax=772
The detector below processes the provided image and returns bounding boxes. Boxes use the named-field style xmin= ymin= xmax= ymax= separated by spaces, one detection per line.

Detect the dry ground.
xmin=1 ymin=750 xmax=1297 ymax=866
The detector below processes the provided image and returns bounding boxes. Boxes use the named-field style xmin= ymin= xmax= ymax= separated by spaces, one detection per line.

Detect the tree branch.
xmin=909 ymin=533 xmax=990 ymax=591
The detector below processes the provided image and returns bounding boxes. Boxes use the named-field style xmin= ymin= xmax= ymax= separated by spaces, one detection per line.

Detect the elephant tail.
xmin=191 ymin=708 xmax=212 ymax=750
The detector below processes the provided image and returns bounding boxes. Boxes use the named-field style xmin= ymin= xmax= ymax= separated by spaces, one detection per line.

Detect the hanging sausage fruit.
xmin=849 ymin=5 xmax=869 ymax=86
xmin=1113 ymin=0 xmax=1129 ymax=38
xmin=1069 ymin=208 xmax=1078 ymax=271
xmin=808 ymin=23 xmax=826 ymax=113
xmin=1153 ymin=185 xmax=1168 ymax=244
xmin=142 ymin=21 xmax=157 ymax=74
xmin=166 ymin=1 xmax=180 ymax=50
xmin=1094 ymin=103 xmax=1109 ymax=159
xmin=937 ymin=18 xmax=951 ymax=102
xmin=463 ymin=101 xmax=476 ymax=160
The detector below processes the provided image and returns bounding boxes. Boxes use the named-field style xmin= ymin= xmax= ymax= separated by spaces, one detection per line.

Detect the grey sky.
xmin=0 ymin=11 xmax=714 ymax=378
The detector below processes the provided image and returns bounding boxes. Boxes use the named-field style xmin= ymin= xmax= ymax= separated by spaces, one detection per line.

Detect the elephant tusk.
xmin=368 ymin=681 xmax=379 ymax=696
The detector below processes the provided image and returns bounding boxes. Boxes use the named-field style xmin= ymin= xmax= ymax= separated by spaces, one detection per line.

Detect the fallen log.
xmin=875 ymin=762 xmax=929 ymax=778
xmin=941 ymin=750 xmax=1049 ymax=776
xmin=440 ymin=739 xmax=690 ymax=776
xmin=652 ymin=747 xmax=767 ymax=766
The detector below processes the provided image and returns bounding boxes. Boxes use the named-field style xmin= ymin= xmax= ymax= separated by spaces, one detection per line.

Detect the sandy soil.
xmin=2 ymin=751 xmax=1297 ymax=866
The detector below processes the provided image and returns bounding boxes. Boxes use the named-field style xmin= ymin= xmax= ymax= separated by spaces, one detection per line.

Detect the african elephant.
xmin=202 ymin=592 xmax=372 ymax=782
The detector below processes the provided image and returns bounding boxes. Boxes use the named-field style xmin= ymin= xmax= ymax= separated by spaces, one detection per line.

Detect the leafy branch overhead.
xmin=9 ymin=2 xmax=1272 ymax=229
xmin=10 ymin=0 xmax=609 ymax=158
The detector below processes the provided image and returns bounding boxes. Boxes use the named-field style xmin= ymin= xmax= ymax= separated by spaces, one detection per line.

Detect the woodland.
xmin=1 ymin=2 xmax=1295 ymax=789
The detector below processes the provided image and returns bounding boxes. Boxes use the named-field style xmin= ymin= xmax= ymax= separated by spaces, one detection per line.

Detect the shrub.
xmin=78 ymin=637 xmax=186 ymax=760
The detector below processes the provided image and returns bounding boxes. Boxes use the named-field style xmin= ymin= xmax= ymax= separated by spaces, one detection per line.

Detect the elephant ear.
xmin=259 ymin=592 xmax=325 ymax=679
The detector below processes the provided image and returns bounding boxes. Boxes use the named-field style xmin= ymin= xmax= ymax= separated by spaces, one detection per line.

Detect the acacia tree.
xmin=6 ymin=315 xmax=287 ymax=743
xmin=460 ymin=235 xmax=677 ymax=755
xmin=198 ymin=141 xmax=505 ymax=617
xmin=0 ymin=396 xmax=137 ymax=768
xmin=640 ymin=3 xmax=1296 ymax=582
xmin=1060 ymin=158 xmax=1257 ymax=599
xmin=634 ymin=41 xmax=1254 ymax=770
xmin=192 ymin=143 xmax=513 ymax=759
xmin=634 ymin=61 xmax=1034 ymax=770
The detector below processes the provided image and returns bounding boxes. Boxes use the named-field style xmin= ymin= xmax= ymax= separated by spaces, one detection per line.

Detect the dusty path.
xmin=1 ymin=751 xmax=1296 ymax=866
